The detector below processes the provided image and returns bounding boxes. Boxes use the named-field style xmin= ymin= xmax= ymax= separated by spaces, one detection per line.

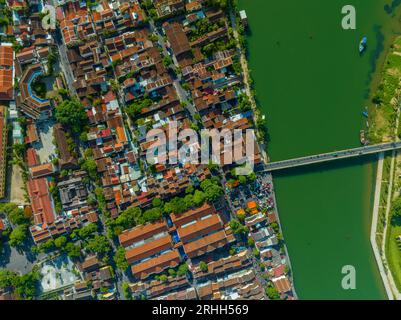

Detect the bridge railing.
xmin=262 ymin=141 xmax=401 ymax=172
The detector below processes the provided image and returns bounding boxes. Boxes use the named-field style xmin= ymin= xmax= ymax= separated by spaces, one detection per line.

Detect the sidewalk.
xmin=370 ymin=152 xmax=399 ymax=300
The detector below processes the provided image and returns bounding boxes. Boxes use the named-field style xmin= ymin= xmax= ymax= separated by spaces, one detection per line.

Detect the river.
xmin=238 ymin=0 xmax=401 ymax=299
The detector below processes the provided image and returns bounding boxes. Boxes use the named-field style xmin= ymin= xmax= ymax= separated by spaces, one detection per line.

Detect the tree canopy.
xmin=9 ymin=225 xmax=28 ymax=247
xmin=200 ymin=179 xmax=223 ymax=202
xmin=391 ymin=197 xmax=401 ymax=219
xmin=229 ymin=220 xmax=249 ymax=235
xmin=265 ymin=286 xmax=280 ymax=300
xmin=55 ymin=99 xmax=88 ymax=134
xmin=114 ymin=247 xmax=129 ymax=271
xmin=0 ymin=268 xmax=41 ymax=300
xmin=199 ymin=261 xmax=208 ymax=272
xmin=64 ymin=242 xmax=81 ymax=258
xmin=81 ymin=159 xmax=99 ymax=181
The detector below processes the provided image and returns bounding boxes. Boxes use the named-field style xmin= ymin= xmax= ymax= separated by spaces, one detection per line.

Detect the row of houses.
xmin=118 ymin=203 xmax=235 ymax=280
xmin=245 ymin=212 xmax=294 ymax=299
xmin=128 ymin=250 xmax=266 ymax=300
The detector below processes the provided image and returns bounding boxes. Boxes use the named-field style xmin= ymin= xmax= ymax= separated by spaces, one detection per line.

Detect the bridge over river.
xmin=262 ymin=141 xmax=401 ymax=172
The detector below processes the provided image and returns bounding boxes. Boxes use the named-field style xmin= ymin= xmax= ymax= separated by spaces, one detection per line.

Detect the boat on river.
xmin=359 ymin=36 xmax=367 ymax=53
xmin=360 ymin=130 xmax=369 ymax=145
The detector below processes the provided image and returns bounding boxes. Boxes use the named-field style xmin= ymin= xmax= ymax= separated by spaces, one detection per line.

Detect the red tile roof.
xmin=119 ymin=220 xmax=168 ymax=248
xmin=125 ymin=235 xmax=173 ymax=264
xmin=131 ymin=250 xmax=180 ymax=280
xmin=26 ymin=148 xmax=39 ymax=167
xmin=27 ymin=178 xmax=55 ymax=225
xmin=0 ymin=45 xmax=13 ymax=100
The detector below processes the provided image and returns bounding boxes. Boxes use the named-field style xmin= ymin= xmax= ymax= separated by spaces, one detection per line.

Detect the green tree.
xmin=81 ymin=159 xmax=98 ymax=180
xmin=65 ymin=242 xmax=81 ymax=258
xmin=238 ymin=175 xmax=247 ymax=185
xmin=168 ymin=268 xmax=177 ymax=277
xmin=391 ymin=197 xmax=401 ymax=218
xmin=0 ymin=269 xmax=16 ymax=288
xmin=141 ymin=207 xmax=163 ymax=224
xmin=265 ymin=286 xmax=280 ymax=300
xmin=9 ymin=225 xmax=28 ymax=247
xmin=39 ymin=238 xmax=55 ymax=252
xmin=185 ymin=185 xmax=195 ymax=194
xmin=229 ymin=220 xmax=249 ymax=236
xmin=122 ymin=282 xmax=132 ymax=300
xmin=193 ymin=190 xmax=206 ymax=206
xmin=207 ymin=161 xmax=219 ymax=172
xmin=54 ymin=236 xmax=67 ymax=249
xmin=199 ymin=261 xmax=208 ymax=272
xmin=163 ymin=56 xmax=172 ymax=67
xmin=247 ymin=172 xmax=257 ymax=181
xmin=183 ymin=194 xmax=194 ymax=209
xmin=108 ymin=207 xmax=142 ymax=236
xmin=164 ymin=197 xmax=189 ymax=214
xmin=114 ymin=247 xmax=129 ymax=271
xmin=200 ymin=179 xmax=223 ymax=202
xmin=125 ymin=98 xmax=152 ymax=119
xmin=152 ymin=198 xmax=163 ymax=208
xmin=55 ymin=99 xmax=88 ymax=134
xmin=1 ymin=204 xmax=29 ymax=226
xmin=85 ymin=235 xmax=111 ymax=256
xmin=12 ymin=269 xmax=41 ymax=300
xmin=13 ymin=143 xmax=27 ymax=159
xmin=177 ymin=263 xmax=188 ymax=277
xmin=78 ymin=223 xmax=98 ymax=240
xmin=247 ymin=237 xmax=255 ymax=247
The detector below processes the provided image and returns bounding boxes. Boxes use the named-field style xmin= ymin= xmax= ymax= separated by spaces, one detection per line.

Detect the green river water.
xmin=238 ymin=0 xmax=401 ymax=299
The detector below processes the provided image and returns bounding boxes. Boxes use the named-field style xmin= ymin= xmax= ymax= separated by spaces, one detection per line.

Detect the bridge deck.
xmin=262 ymin=141 xmax=401 ymax=172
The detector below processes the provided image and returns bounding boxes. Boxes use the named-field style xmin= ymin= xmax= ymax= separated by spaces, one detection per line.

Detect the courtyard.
xmin=39 ymin=255 xmax=81 ymax=293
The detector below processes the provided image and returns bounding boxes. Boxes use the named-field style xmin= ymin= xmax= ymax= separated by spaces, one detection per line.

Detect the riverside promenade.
xmin=371 ymin=152 xmax=400 ymax=300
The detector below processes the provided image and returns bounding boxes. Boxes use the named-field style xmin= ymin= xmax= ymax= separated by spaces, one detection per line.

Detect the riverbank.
xmin=369 ymin=35 xmax=401 ymax=298
xmin=370 ymin=152 xmax=397 ymax=299
xmin=229 ymin=4 xmax=297 ymax=298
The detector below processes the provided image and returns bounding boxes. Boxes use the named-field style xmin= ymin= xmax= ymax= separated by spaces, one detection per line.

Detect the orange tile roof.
xmin=178 ymin=214 xmax=223 ymax=243
xmin=119 ymin=220 xmax=168 ymax=247
xmin=171 ymin=203 xmax=216 ymax=227
xmin=27 ymin=178 xmax=55 ymax=225
xmin=0 ymin=45 xmax=13 ymax=66
xmin=125 ymin=235 xmax=173 ymax=264
xmin=131 ymin=250 xmax=180 ymax=280
xmin=30 ymin=163 xmax=54 ymax=178
xmin=272 ymin=276 xmax=292 ymax=293
xmin=0 ymin=69 xmax=13 ymax=100
xmin=183 ymin=230 xmax=228 ymax=258
xmin=247 ymin=201 xmax=257 ymax=209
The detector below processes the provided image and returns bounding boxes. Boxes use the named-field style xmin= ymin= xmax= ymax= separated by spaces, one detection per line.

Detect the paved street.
xmin=48 ymin=0 xmax=77 ymax=97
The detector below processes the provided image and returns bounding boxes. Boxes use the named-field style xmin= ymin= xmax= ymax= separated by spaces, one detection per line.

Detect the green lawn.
xmin=385 ymin=215 xmax=401 ymax=291
xmin=377 ymin=153 xmax=392 ymax=249
xmin=369 ymin=36 xmax=401 ymax=143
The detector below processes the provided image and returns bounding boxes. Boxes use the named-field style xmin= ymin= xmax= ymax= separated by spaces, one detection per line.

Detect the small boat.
xmin=360 ymin=130 xmax=368 ymax=145
xmin=362 ymin=111 xmax=369 ymax=118
xmin=359 ymin=36 xmax=367 ymax=53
